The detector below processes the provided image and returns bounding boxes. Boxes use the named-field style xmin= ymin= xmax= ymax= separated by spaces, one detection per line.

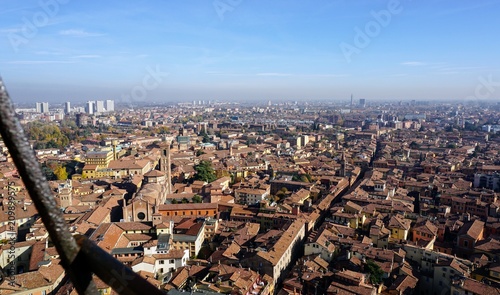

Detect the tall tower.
xmin=160 ymin=138 xmax=173 ymax=195
xmin=112 ymin=140 xmax=118 ymax=160
xmin=64 ymin=102 xmax=71 ymax=114
xmin=339 ymin=151 xmax=346 ymax=177
xmin=43 ymin=102 xmax=49 ymax=113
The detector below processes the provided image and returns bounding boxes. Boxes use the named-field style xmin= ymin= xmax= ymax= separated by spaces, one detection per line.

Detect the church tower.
xmin=160 ymin=138 xmax=173 ymax=195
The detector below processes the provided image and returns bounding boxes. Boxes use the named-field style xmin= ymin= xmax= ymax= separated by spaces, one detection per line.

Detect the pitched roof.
xmin=458 ymin=220 xmax=485 ymax=240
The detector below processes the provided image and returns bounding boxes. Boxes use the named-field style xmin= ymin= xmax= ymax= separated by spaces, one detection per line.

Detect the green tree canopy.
xmin=192 ymin=195 xmax=203 ymax=203
xmin=194 ymin=160 xmax=216 ymax=183
xmin=366 ymin=260 xmax=384 ymax=285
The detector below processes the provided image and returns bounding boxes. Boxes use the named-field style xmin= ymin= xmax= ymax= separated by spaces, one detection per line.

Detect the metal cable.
xmin=0 ymin=77 xmax=97 ymax=295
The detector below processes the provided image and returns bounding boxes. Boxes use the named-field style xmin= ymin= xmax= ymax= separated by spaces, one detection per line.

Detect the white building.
xmin=95 ymin=100 xmax=105 ymax=113
xmin=234 ymin=187 xmax=270 ymax=205
xmin=64 ymin=101 xmax=71 ymax=114
xmin=134 ymin=232 xmax=189 ymax=279
xmin=41 ymin=102 xmax=49 ymax=113
xmin=36 ymin=102 xmax=49 ymax=113
xmin=105 ymin=99 xmax=115 ymax=112
xmin=85 ymin=101 xmax=95 ymax=114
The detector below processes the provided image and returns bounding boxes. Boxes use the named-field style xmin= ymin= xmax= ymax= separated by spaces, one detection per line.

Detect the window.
xmin=464 ymin=240 xmax=469 ymax=247
xmin=159 ymin=260 xmax=164 ymax=264
xmin=137 ymin=212 xmax=146 ymax=220
xmin=170 ymin=259 xmax=174 ymax=263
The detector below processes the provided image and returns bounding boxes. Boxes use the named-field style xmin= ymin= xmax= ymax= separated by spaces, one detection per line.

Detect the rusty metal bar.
xmin=0 ymin=77 xmax=98 ymax=295
xmin=75 ymin=235 xmax=164 ymax=295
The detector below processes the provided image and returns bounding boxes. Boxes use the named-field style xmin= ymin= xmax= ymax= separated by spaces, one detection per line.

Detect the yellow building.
xmin=85 ymin=150 xmax=114 ymax=168
xmin=388 ymin=215 xmax=411 ymax=241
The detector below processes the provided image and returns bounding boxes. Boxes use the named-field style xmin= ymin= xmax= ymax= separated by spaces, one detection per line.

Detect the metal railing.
xmin=0 ymin=77 xmax=164 ymax=295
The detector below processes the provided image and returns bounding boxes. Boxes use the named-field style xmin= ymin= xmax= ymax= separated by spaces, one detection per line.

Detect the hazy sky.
xmin=1 ymin=0 xmax=500 ymax=104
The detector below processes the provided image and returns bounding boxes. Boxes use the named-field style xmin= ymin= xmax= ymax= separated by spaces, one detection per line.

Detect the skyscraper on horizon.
xmin=36 ymin=102 xmax=49 ymax=113
xmin=105 ymin=100 xmax=114 ymax=112
xmin=85 ymin=101 xmax=94 ymax=114
xmin=95 ymin=100 xmax=105 ymax=113
xmin=64 ymin=102 xmax=71 ymax=114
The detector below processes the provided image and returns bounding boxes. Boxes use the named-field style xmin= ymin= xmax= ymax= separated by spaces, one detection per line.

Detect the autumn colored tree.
xmin=54 ymin=164 xmax=68 ymax=180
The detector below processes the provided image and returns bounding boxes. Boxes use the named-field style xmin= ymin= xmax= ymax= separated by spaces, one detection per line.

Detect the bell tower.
xmin=160 ymin=137 xmax=173 ymax=195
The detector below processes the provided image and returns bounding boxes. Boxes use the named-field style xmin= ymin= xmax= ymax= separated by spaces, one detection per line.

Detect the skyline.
xmin=1 ymin=0 xmax=500 ymax=103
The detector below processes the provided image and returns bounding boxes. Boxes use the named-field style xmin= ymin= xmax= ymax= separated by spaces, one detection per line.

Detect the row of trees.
xmin=171 ymin=195 xmax=203 ymax=204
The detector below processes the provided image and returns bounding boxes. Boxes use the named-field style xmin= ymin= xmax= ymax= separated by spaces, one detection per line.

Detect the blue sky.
xmin=1 ymin=0 xmax=500 ymax=103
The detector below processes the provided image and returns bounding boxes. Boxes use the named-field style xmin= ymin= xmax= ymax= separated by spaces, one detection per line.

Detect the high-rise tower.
xmin=64 ymin=102 xmax=71 ymax=114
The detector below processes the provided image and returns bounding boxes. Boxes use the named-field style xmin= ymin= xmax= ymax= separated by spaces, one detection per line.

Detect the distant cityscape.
xmin=1 ymin=1 xmax=500 ymax=293
xmin=0 ymin=93 xmax=499 ymax=294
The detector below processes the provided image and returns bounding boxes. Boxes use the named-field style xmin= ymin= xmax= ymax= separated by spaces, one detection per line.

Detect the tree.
xmin=194 ymin=161 xmax=216 ymax=183
xmin=202 ymin=133 xmax=210 ymax=143
xmin=25 ymin=122 xmax=69 ymax=149
xmin=365 ymin=260 xmax=383 ymax=285
xmin=300 ymin=175 xmax=310 ymax=183
xmin=192 ymin=195 xmax=203 ymax=203
xmin=157 ymin=126 xmax=170 ymax=134
xmin=181 ymin=198 xmax=189 ymax=204
xmin=409 ymin=141 xmax=420 ymax=149
xmin=276 ymin=187 xmax=288 ymax=201
xmin=199 ymin=130 xmax=210 ymax=143
xmin=54 ymin=165 xmax=68 ymax=180
xmin=246 ymin=138 xmax=256 ymax=145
